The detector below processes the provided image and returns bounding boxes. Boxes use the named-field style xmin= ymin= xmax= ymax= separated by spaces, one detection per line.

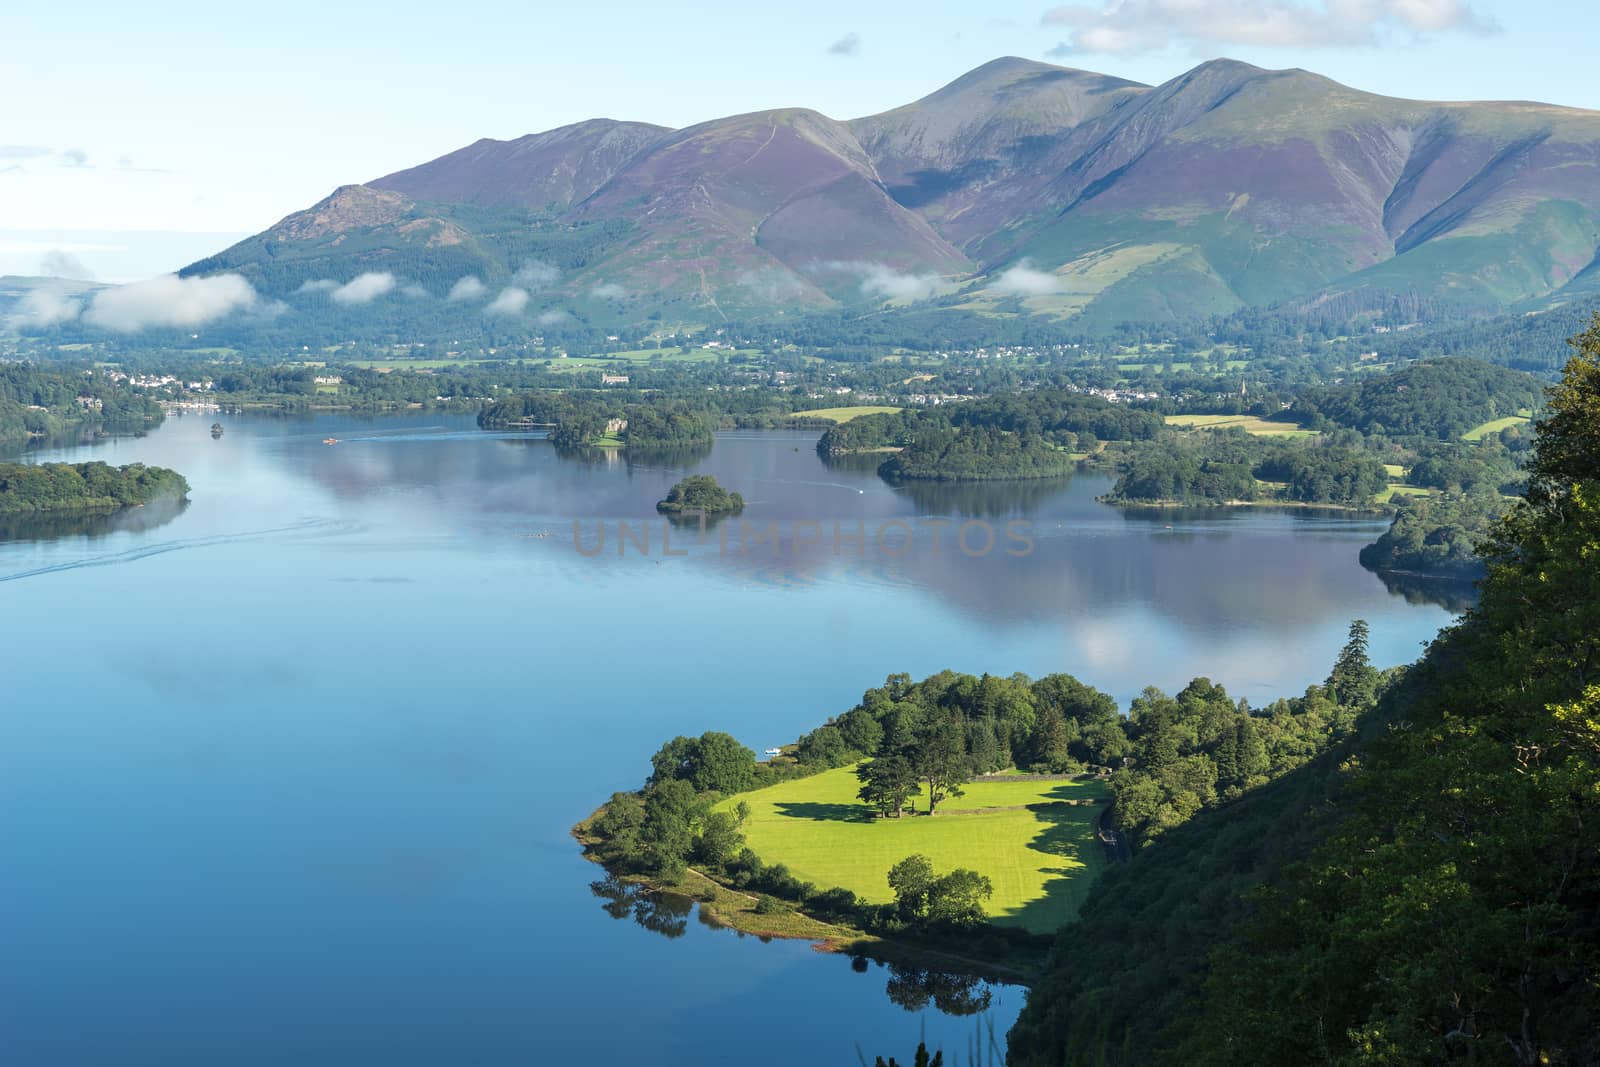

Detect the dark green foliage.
xmin=647 ymin=732 xmax=757 ymax=795
xmin=818 ymin=390 xmax=1164 ymax=481
xmin=0 ymin=364 xmax=166 ymax=446
xmin=1009 ymin=314 xmax=1600 ymax=1066
xmin=887 ymin=854 xmax=936 ymax=920
xmin=1290 ymin=356 xmax=1544 ymax=439
xmin=794 ymin=724 xmax=850 ymax=768
xmin=0 ymin=461 xmax=189 ymax=514
xmin=856 ymin=754 xmax=921 ymax=817
xmin=873 ymin=1041 xmax=943 ymax=1067
xmin=655 ymin=474 xmax=743 ymax=515
xmin=752 ymin=894 xmax=790 ymax=915
xmin=887 ymin=854 xmax=995 ymax=928
xmin=1108 ymin=429 xmax=1388 ymax=506
xmin=639 ymin=779 xmax=709 ymax=879
xmin=1359 ymin=491 xmax=1506 ymax=578
xmin=879 ymin=425 xmax=1075 ymax=481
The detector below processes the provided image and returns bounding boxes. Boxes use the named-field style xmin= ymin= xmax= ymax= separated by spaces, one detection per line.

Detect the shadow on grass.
xmin=1005 ymin=801 xmax=1107 ymax=934
xmin=772 ymin=800 xmax=876 ymax=823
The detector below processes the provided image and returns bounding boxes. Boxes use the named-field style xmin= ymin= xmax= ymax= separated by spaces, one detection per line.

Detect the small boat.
xmin=763 ymin=748 xmax=783 ymax=757
xmin=210 ymin=423 xmax=224 ymax=437
xmin=323 ymin=438 xmax=340 ymax=445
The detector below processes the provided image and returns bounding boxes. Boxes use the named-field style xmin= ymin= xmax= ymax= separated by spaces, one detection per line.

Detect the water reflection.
xmin=892 ymin=477 xmax=1079 ymax=520
xmin=884 ymin=964 xmax=994 ymax=1016
xmin=1372 ymin=571 xmax=1480 ymax=613
xmin=589 ymin=876 xmax=692 ymax=939
xmin=590 ymin=876 xmax=999 ymax=1021
xmin=0 ymin=495 xmax=189 ymax=543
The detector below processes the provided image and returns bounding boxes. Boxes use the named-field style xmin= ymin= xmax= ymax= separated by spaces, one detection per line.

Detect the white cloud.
xmin=447 ymin=275 xmax=487 ymax=302
xmin=590 ymin=282 xmax=627 ymax=300
xmin=988 ymin=261 xmax=1062 ymax=297
xmin=1041 ymin=0 xmax=1495 ymax=55
xmin=537 ymin=309 xmax=570 ymax=325
xmin=330 ymin=272 xmax=396 ymax=305
xmin=486 ymin=286 xmax=530 ymax=315
xmin=40 ymin=249 xmax=94 ymax=281
xmin=513 ymin=260 xmax=560 ymax=290
xmin=8 ymin=286 xmax=82 ymax=328
xmin=295 ymin=278 xmax=339 ymax=294
xmin=82 ymin=273 xmax=256 ymax=332
xmin=401 ymin=283 xmax=429 ymax=299
xmin=738 ymin=267 xmax=810 ymax=303
xmin=827 ymin=32 xmax=862 ymax=56
xmin=818 ymin=261 xmax=940 ymax=302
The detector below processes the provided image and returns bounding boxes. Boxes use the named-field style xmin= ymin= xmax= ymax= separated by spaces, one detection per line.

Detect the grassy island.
xmin=0 ymin=461 xmax=189 ymax=514
xmin=576 ymin=646 xmax=1381 ymax=979
xmin=656 ymin=474 xmax=743 ymax=515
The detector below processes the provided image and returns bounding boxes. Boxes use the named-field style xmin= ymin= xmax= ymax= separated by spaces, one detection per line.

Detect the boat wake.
xmin=0 ymin=518 xmax=359 ymax=584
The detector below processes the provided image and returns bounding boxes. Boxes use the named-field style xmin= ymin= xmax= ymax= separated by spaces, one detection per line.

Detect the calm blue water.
xmin=0 ymin=412 xmax=1457 ymax=1066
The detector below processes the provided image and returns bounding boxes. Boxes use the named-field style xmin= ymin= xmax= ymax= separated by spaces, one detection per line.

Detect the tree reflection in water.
xmin=589 ymin=876 xmax=692 ymax=939
xmin=884 ymin=964 xmax=993 ymax=1016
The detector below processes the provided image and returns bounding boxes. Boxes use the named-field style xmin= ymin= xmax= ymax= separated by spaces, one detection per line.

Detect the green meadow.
xmin=1164 ymin=413 xmax=1319 ymax=437
xmin=716 ymin=766 xmax=1109 ymax=933
xmin=796 ymin=405 xmax=902 ymax=423
xmin=1461 ymin=414 xmax=1532 ymax=440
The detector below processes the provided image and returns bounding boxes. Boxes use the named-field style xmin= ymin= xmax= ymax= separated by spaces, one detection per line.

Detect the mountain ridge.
xmin=182 ymin=56 xmax=1600 ymax=329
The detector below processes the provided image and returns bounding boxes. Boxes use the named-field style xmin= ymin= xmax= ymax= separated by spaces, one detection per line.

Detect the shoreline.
xmin=1102 ymin=494 xmax=1392 ymax=515
xmin=572 ymin=809 xmax=1046 ymax=986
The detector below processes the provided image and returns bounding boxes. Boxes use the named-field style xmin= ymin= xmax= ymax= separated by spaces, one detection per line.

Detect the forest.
xmin=0 ymin=461 xmax=189 ymax=514
xmin=1007 ymin=315 xmax=1600 ymax=1065
xmin=1357 ymin=491 xmax=1507 ymax=579
xmin=1105 ymin=431 xmax=1391 ymax=507
xmin=1288 ymin=357 xmax=1545 ymax=439
xmin=0 ymin=364 xmax=167 ymax=447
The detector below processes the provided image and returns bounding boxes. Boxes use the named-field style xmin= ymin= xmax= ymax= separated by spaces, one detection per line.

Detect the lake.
xmin=0 ymin=412 xmax=1459 ymax=1065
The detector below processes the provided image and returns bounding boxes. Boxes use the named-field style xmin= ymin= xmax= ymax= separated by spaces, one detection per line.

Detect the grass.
xmin=716 ymin=766 xmax=1109 ymax=934
xmin=1165 ymin=413 xmax=1320 ymax=437
xmin=1377 ymin=483 xmax=1433 ymax=504
xmin=795 ymin=405 xmax=902 ymax=423
xmin=1462 ymin=415 xmax=1532 ymax=441
xmin=347 ymin=358 xmax=487 ymax=370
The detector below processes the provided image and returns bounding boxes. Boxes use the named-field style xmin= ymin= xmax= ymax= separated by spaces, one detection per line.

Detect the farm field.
xmin=1461 ymin=414 xmax=1532 ymax=440
xmin=716 ymin=766 xmax=1109 ymax=933
xmin=1164 ymin=414 xmax=1319 ymax=437
xmin=796 ymin=406 xmax=902 ymax=423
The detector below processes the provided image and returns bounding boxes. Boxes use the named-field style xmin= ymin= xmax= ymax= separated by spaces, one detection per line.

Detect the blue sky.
xmin=2 ymin=0 xmax=1594 ymax=280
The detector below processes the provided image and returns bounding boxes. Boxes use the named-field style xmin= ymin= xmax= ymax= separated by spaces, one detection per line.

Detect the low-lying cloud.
xmin=819 ymin=261 xmax=941 ymax=302
xmin=447 ymin=275 xmax=487 ymax=302
xmin=41 ymin=249 xmax=94 ymax=282
xmin=513 ymin=260 xmax=560 ymax=290
xmin=83 ymin=274 xmax=257 ymax=332
xmin=1042 ymin=0 xmax=1495 ymax=55
xmin=330 ymin=272 xmax=397 ymax=305
xmin=8 ymin=286 xmax=82 ymax=329
xmin=537 ymin=309 xmax=570 ymax=326
xmin=296 ymin=278 xmax=339 ymax=294
xmin=590 ymin=282 xmax=627 ymax=300
xmin=988 ymin=261 xmax=1062 ymax=297
xmin=486 ymin=286 xmax=530 ymax=315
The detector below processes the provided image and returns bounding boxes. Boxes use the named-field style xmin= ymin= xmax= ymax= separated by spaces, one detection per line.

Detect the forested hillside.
xmin=1290 ymin=358 xmax=1545 ymax=439
xmin=0 ymin=364 xmax=166 ymax=447
xmin=1009 ymin=316 xmax=1600 ymax=1065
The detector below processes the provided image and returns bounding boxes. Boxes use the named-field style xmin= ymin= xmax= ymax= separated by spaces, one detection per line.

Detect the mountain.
xmin=182 ymin=57 xmax=1600 ymax=330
